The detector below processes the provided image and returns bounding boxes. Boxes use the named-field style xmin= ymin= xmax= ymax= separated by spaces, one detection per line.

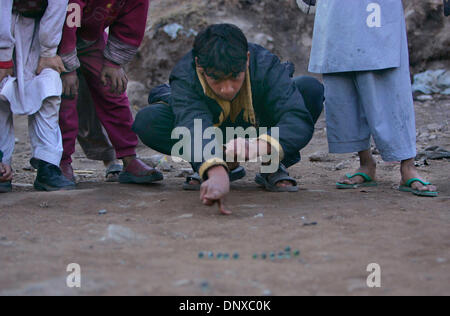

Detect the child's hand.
xmin=37 ymin=56 xmax=66 ymax=75
xmin=200 ymin=166 xmax=231 ymax=215
xmin=225 ymin=138 xmax=270 ymax=162
xmin=0 ymin=163 xmax=13 ymax=182
xmin=100 ymin=65 xmax=128 ymax=95
xmin=61 ymin=72 xmax=79 ymax=99
xmin=0 ymin=68 xmax=13 ymax=83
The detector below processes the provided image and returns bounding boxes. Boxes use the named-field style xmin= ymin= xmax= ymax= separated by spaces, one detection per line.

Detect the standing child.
xmin=306 ymin=0 xmax=438 ymax=197
xmin=58 ymin=0 xmax=162 ymax=184
xmin=0 ymin=0 xmax=75 ymax=192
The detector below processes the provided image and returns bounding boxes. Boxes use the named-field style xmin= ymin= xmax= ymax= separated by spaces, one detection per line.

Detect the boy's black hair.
xmin=193 ymin=24 xmax=249 ymax=79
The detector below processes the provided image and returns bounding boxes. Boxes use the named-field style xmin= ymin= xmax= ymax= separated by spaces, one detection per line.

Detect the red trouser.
xmin=59 ymin=34 xmax=138 ymax=165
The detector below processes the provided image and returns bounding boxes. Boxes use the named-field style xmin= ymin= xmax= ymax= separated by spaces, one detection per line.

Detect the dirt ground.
xmin=0 ymin=95 xmax=449 ymax=296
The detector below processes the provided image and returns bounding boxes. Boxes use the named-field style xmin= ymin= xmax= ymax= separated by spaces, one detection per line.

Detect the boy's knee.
xmin=133 ymin=106 xmax=155 ymax=136
xmin=294 ymin=76 xmax=324 ymax=100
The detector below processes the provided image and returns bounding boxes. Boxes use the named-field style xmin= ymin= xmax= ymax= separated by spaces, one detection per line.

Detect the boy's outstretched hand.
xmin=200 ymin=165 xmax=232 ymax=215
xmin=0 ymin=162 xmax=13 ymax=182
xmin=37 ymin=56 xmax=66 ymax=75
xmin=100 ymin=65 xmax=128 ymax=95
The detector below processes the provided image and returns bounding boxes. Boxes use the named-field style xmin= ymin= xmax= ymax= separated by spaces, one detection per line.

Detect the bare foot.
xmin=339 ymin=149 xmax=376 ymax=185
xmin=400 ymin=158 xmax=437 ymax=193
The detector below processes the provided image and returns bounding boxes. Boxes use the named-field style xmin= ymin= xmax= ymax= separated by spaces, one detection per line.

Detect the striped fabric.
xmin=13 ymin=0 xmax=48 ymax=18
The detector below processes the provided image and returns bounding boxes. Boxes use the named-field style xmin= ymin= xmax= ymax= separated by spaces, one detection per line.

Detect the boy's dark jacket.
xmin=152 ymin=43 xmax=315 ymax=177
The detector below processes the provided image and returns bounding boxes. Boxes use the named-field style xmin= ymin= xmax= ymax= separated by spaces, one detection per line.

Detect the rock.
xmin=200 ymin=280 xmax=211 ymax=293
xmin=416 ymin=146 xmax=450 ymax=160
xmin=436 ymin=258 xmax=447 ymax=264
xmin=262 ymin=289 xmax=272 ymax=296
xmin=254 ymin=213 xmax=264 ymax=218
xmin=176 ymin=168 xmax=194 ymax=178
xmin=309 ymin=151 xmax=334 ymax=162
xmin=426 ymin=123 xmax=442 ymax=132
xmin=415 ymin=94 xmax=433 ymax=101
xmin=98 ymin=209 xmax=108 ymax=215
xmin=177 ymin=213 xmax=193 ymax=219
xmin=142 ymin=155 xmax=173 ymax=171
xmin=412 ymin=69 xmax=450 ymax=95
xmin=335 ymin=161 xmax=352 ymax=171
xmin=163 ymin=23 xmax=184 ymax=40
xmin=173 ymin=279 xmax=192 ymax=287
xmin=101 ymin=225 xmax=146 ymax=243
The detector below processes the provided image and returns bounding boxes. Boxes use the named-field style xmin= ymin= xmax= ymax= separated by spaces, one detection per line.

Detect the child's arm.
xmin=39 ymin=0 xmax=69 ymax=59
xmin=35 ymin=0 xmax=69 ymax=75
xmin=0 ymin=0 xmax=14 ymax=71
xmin=104 ymin=0 xmax=150 ymax=67
xmin=101 ymin=0 xmax=149 ymax=95
xmin=59 ymin=0 xmax=87 ymax=73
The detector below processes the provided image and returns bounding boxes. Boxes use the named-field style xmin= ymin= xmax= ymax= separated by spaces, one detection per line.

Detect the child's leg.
xmin=76 ymin=71 xmax=116 ymax=163
xmin=0 ymin=97 xmax=15 ymax=166
xmin=28 ymin=96 xmax=63 ymax=166
xmin=323 ymin=73 xmax=376 ymax=185
xmin=355 ymin=68 xmax=437 ymax=194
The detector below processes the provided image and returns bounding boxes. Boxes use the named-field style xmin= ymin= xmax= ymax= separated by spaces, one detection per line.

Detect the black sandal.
xmin=255 ymin=164 xmax=298 ymax=192
xmin=105 ymin=164 xmax=123 ymax=183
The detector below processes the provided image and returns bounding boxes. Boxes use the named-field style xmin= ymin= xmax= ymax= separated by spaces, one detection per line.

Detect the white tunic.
xmin=0 ymin=0 xmax=68 ymax=115
xmin=308 ymin=0 xmax=405 ymax=73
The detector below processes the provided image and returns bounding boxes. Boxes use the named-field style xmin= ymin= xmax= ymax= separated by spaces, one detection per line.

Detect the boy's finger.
xmin=218 ymin=200 xmax=232 ymax=215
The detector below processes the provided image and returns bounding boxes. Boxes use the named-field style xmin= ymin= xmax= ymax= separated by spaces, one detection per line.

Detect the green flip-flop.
xmin=399 ymin=178 xmax=439 ymax=197
xmin=336 ymin=172 xmax=378 ymax=189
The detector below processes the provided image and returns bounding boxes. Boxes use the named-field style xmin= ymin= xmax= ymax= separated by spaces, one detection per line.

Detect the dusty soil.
xmin=0 ymin=95 xmax=449 ymax=296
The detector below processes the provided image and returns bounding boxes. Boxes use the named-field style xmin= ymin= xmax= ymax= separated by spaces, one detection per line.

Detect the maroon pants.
xmin=59 ymin=35 xmax=137 ymax=165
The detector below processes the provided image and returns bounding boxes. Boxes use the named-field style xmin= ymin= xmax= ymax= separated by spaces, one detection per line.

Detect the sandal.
xmin=119 ymin=159 xmax=163 ymax=184
xmin=0 ymin=181 xmax=12 ymax=193
xmin=105 ymin=164 xmax=123 ymax=183
xmin=399 ymin=178 xmax=439 ymax=197
xmin=336 ymin=172 xmax=378 ymax=189
xmin=182 ymin=166 xmax=247 ymax=191
xmin=255 ymin=164 xmax=298 ymax=192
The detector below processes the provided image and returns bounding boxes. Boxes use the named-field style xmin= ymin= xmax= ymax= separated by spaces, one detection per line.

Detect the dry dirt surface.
xmin=0 ymin=95 xmax=449 ymax=296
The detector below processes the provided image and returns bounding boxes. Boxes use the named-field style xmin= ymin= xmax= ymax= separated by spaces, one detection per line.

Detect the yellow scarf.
xmin=196 ymin=67 xmax=256 ymax=127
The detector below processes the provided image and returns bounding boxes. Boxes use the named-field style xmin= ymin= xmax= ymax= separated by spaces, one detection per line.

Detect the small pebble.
xmin=98 ymin=209 xmax=108 ymax=215
xmin=262 ymin=290 xmax=272 ymax=296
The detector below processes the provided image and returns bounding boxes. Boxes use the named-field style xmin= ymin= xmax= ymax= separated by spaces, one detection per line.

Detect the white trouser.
xmin=0 ymin=95 xmax=62 ymax=166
